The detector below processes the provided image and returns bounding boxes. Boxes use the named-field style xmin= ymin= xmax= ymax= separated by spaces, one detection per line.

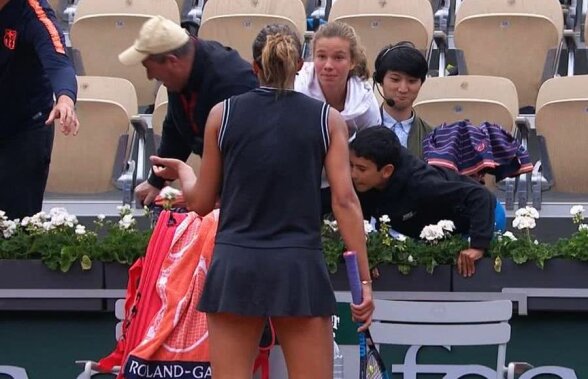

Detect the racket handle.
xmin=343 ymin=251 xmax=363 ymax=305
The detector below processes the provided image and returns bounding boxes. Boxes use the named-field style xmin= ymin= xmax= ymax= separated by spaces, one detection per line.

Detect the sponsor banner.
xmin=125 ymin=356 xmax=211 ymax=379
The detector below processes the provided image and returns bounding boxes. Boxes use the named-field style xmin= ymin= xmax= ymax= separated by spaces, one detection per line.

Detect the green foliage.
xmin=554 ymin=229 xmax=588 ymax=262
xmin=322 ymin=205 xmax=588 ymax=277
xmin=0 ymin=207 xmax=151 ymax=272
xmin=321 ymin=219 xmax=345 ymax=273
xmin=488 ymin=230 xmax=554 ymax=269
xmin=321 ymin=218 xmax=467 ymax=275
xmin=93 ymin=220 xmax=151 ymax=265
xmin=0 ymin=229 xmax=34 ymax=260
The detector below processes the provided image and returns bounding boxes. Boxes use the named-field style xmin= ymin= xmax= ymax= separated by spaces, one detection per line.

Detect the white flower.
xmin=160 ymin=186 xmax=181 ymax=200
xmin=407 ymin=255 xmax=414 ymax=263
xmin=42 ymin=221 xmax=54 ymax=231
xmin=379 ymin=215 xmax=391 ymax=223
xmin=323 ymin=219 xmax=338 ymax=232
xmin=65 ymin=214 xmax=78 ymax=227
xmin=117 ymin=204 xmax=132 ymax=216
xmin=395 ymin=234 xmax=407 ymax=242
xmin=502 ymin=231 xmax=517 ymax=241
xmin=49 ymin=207 xmax=68 ymax=217
xmin=419 ymin=224 xmax=445 ymax=241
xmin=1 ymin=220 xmax=17 ymax=239
xmin=75 ymin=225 xmax=86 ymax=235
xmin=51 ymin=213 xmax=66 ymax=226
xmin=31 ymin=211 xmax=48 ymax=223
xmin=97 ymin=214 xmax=106 ymax=221
xmin=363 ymin=220 xmax=375 ymax=234
xmin=118 ymin=214 xmax=135 ymax=230
xmin=512 ymin=215 xmax=536 ymax=230
xmin=578 ymin=224 xmax=588 ymax=232
xmin=570 ymin=205 xmax=584 ymax=216
xmin=515 ymin=206 xmax=539 ymax=219
xmin=534 ymin=239 xmax=539 ymax=245
xmin=0 ymin=210 xmax=5 ymax=220
xmin=21 ymin=217 xmax=31 ymax=227
xmin=437 ymin=220 xmax=455 ymax=232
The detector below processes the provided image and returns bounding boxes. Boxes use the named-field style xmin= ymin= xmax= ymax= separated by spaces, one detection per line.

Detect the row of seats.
xmin=61 ymin=0 xmax=578 ymax=111
xmin=413 ymin=74 xmax=588 ymax=194
xmin=41 ymin=0 xmax=588 ymax=201
xmin=46 ymin=77 xmax=201 ymax=195
xmin=46 ymin=73 xmax=588 ymax=195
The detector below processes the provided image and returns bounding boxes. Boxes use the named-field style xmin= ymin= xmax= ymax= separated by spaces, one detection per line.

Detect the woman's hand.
xmin=150 ymin=156 xmax=186 ymax=181
xmin=350 ymin=283 xmax=375 ymax=332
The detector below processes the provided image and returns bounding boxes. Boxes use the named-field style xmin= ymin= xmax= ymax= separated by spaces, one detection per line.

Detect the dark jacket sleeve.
xmin=417 ymin=173 xmax=496 ymax=249
xmin=26 ymin=2 xmax=77 ymax=102
xmin=148 ymin=112 xmax=192 ymax=189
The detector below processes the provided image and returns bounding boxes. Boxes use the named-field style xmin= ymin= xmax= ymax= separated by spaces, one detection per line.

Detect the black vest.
xmin=216 ymin=88 xmax=329 ymax=249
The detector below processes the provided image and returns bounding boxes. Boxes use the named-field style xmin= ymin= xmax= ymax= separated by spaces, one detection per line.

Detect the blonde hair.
xmin=252 ymin=24 xmax=302 ymax=91
xmin=312 ymin=21 xmax=370 ymax=80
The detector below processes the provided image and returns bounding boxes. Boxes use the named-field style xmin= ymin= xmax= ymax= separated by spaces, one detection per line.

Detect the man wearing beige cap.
xmin=120 ymin=15 xmax=258 ymax=205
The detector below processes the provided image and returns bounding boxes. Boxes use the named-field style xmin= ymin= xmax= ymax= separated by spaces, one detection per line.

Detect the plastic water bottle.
xmin=333 ymin=341 xmax=344 ymax=379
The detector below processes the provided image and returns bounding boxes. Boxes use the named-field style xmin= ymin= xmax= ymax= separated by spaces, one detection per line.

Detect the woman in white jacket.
xmin=295 ymin=21 xmax=381 ymax=135
xmin=295 ymin=21 xmax=380 ymax=214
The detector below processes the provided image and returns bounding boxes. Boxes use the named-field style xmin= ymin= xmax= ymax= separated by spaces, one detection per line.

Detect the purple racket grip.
xmin=343 ymin=251 xmax=363 ymax=305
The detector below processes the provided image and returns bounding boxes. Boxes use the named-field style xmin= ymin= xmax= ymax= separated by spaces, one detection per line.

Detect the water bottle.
xmin=333 ymin=341 xmax=344 ymax=379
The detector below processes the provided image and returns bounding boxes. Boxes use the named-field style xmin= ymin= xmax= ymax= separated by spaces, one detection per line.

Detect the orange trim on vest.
xmin=27 ymin=0 xmax=65 ymax=54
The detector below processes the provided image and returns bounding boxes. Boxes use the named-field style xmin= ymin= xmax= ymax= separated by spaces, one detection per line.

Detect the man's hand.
xmin=457 ymin=248 xmax=484 ymax=277
xmin=46 ymin=95 xmax=79 ymax=136
xmin=350 ymin=283 xmax=375 ymax=332
xmin=135 ymin=181 xmax=161 ymax=206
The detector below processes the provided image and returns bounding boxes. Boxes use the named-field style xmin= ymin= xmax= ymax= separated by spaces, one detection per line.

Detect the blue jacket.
xmin=0 ymin=0 xmax=77 ymax=138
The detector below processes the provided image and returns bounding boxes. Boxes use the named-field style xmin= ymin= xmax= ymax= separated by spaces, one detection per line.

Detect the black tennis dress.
xmin=198 ymin=87 xmax=337 ymax=317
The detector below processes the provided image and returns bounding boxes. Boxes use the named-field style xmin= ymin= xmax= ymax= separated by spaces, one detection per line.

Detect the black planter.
xmin=0 ymin=259 xmax=103 ymax=311
xmin=329 ymin=263 xmax=452 ymax=292
xmin=103 ymin=262 xmax=130 ymax=311
xmin=452 ymin=258 xmax=588 ymax=311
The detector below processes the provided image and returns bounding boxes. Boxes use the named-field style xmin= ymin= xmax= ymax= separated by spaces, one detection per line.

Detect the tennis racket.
xmin=343 ymin=251 xmax=391 ymax=379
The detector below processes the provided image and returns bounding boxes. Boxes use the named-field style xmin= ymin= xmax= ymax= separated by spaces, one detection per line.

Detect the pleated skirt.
xmin=198 ymin=243 xmax=337 ymax=317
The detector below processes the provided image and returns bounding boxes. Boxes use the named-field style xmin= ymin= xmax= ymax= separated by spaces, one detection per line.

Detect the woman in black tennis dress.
xmin=151 ymin=24 xmax=373 ymax=379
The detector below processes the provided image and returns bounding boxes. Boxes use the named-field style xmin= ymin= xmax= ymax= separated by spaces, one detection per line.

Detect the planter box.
xmin=330 ymin=263 xmax=452 ymax=292
xmin=0 ymin=259 xmax=103 ymax=311
xmin=103 ymin=262 xmax=130 ymax=311
xmin=452 ymin=258 xmax=588 ymax=311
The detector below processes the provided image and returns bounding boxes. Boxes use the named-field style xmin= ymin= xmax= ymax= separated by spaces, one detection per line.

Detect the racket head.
xmin=364 ymin=329 xmax=391 ymax=379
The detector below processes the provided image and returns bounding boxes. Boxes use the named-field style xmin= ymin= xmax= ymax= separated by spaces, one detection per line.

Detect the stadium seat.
xmin=454 ymin=0 xmax=564 ymax=110
xmin=328 ymin=0 xmax=434 ymax=73
xmin=535 ymin=75 xmax=588 ymax=193
xmin=198 ymin=0 xmax=307 ymax=62
xmin=69 ymin=0 xmax=180 ymax=107
xmin=151 ymin=85 xmax=202 ymax=176
xmin=413 ymin=75 xmax=519 ymax=131
xmin=151 ymin=85 xmax=168 ymax=137
xmin=370 ymin=299 xmax=530 ymax=379
xmin=414 ymin=75 xmax=523 ymax=197
xmin=46 ymin=76 xmax=138 ymax=194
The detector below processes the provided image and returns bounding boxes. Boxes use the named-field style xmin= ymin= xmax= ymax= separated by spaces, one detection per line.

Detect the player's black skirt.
xmin=198 ymin=243 xmax=337 ymax=317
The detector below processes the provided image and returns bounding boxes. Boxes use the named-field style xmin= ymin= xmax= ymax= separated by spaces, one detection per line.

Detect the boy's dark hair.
xmin=373 ymin=41 xmax=429 ymax=84
xmin=349 ymin=126 xmax=402 ymax=169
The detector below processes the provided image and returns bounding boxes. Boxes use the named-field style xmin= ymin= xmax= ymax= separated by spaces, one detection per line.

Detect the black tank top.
xmin=215 ymin=87 xmax=330 ymax=249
